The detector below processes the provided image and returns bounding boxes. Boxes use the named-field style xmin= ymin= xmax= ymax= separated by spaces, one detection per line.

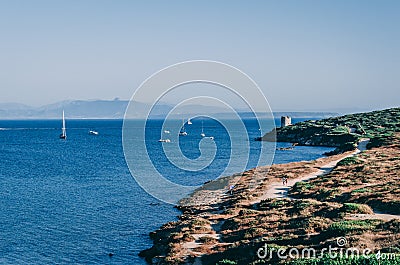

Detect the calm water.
xmin=0 ymin=119 xmax=333 ymax=264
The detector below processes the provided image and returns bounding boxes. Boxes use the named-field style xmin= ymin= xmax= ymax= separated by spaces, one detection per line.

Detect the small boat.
xmin=200 ymin=121 xmax=205 ymax=137
xmin=179 ymin=119 xmax=188 ymax=136
xmin=89 ymin=130 xmax=99 ymax=135
xmin=158 ymin=139 xmax=171 ymax=143
xmin=187 ymin=118 xmax=192 ymax=125
xmin=164 ymin=130 xmax=170 ymax=134
xmin=59 ymin=110 xmax=67 ymax=139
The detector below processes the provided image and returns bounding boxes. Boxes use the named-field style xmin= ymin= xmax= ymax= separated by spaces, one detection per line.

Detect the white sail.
xmin=62 ymin=111 xmax=66 ymax=136
xmin=60 ymin=110 xmax=67 ymax=139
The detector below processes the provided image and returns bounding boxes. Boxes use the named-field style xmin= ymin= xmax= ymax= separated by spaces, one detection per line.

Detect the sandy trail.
xmin=255 ymin=139 xmax=370 ymax=201
xmin=254 ymin=139 xmax=400 ymax=220
xmin=346 ymin=212 xmax=400 ymax=221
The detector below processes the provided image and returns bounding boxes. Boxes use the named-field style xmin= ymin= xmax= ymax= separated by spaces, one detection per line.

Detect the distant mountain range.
xmin=0 ymin=100 xmax=339 ymax=119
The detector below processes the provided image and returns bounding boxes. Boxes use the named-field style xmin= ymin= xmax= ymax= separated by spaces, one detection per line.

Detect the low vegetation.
xmin=290 ymin=133 xmax=400 ymax=215
xmin=260 ymin=107 xmax=400 ymax=155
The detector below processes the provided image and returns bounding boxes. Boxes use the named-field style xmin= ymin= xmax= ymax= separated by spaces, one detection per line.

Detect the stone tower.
xmin=281 ymin=116 xmax=291 ymax=128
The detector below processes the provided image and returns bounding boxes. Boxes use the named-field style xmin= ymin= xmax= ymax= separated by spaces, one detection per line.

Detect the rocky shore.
xmin=256 ymin=108 xmax=400 ymax=156
xmin=140 ymin=108 xmax=400 ymax=265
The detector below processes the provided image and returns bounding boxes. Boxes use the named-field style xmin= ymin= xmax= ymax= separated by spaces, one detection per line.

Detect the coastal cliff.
xmin=140 ymin=108 xmax=400 ymax=265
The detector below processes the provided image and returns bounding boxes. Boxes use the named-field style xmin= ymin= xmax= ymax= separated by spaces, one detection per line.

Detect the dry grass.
xmin=289 ymin=134 xmax=400 ymax=215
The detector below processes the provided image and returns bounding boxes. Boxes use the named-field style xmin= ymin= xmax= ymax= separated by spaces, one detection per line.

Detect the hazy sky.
xmin=0 ymin=0 xmax=399 ymax=112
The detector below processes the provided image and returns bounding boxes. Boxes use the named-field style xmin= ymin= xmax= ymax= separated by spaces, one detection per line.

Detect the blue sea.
xmin=0 ymin=118 xmax=334 ymax=264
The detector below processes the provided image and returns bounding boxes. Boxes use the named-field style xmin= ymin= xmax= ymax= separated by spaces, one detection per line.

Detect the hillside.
xmin=0 ymin=100 xmax=338 ymax=119
xmin=258 ymin=107 xmax=400 ymax=155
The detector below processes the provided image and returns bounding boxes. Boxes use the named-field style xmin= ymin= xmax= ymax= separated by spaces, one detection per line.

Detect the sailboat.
xmin=187 ymin=118 xmax=192 ymax=125
xmin=200 ymin=120 xmax=214 ymax=140
xmin=89 ymin=130 xmax=99 ymax=135
xmin=59 ymin=110 xmax=67 ymax=139
xmin=200 ymin=121 xmax=205 ymax=137
xmin=179 ymin=119 xmax=188 ymax=136
xmin=159 ymin=129 xmax=171 ymax=142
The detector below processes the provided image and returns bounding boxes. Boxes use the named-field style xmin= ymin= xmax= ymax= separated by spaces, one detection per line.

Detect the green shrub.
xmin=327 ymin=219 xmax=381 ymax=235
xmin=351 ymin=188 xmax=372 ymax=194
xmin=337 ymin=157 xmax=360 ymax=166
xmin=270 ymin=199 xmax=289 ymax=208
xmin=331 ymin=126 xmax=350 ymax=134
xmin=342 ymin=203 xmax=373 ymax=214
xmin=292 ymin=182 xmax=315 ymax=193
xmin=217 ymin=259 xmax=237 ymax=265
xmin=294 ymin=200 xmax=312 ymax=210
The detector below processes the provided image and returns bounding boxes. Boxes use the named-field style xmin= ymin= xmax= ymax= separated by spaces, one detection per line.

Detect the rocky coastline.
xmin=256 ymin=108 xmax=400 ymax=155
xmin=140 ymin=108 xmax=400 ymax=265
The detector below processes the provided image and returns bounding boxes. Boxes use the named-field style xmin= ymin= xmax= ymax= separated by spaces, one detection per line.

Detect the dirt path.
xmin=255 ymin=139 xmax=370 ymax=201
xmin=253 ymin=139 xmax=400 ymax=220
xmin=346 ymin=212 xmax=400 ymax=221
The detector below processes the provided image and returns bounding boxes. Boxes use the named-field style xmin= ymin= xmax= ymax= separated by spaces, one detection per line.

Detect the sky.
xmin=0 ymin=0 xmax=399 ymax=112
